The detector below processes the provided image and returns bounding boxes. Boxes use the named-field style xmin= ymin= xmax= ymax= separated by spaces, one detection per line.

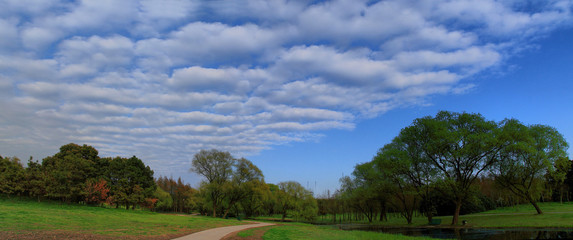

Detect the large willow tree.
xmin=491 ymin=120 xmax=569 ymax=214
xmin=401 ymin=111 xmax=505 ymax=225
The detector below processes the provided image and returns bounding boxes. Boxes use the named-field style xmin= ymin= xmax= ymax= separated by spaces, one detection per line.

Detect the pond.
xmin=337 ymin=225 xmax=573 ymax=240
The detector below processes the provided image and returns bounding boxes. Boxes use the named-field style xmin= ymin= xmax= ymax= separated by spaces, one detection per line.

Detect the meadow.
xmin=0 ymin=197 xmax=242 ymax=239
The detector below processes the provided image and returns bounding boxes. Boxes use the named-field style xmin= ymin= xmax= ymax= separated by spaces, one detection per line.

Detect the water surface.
xmin=338 ymin=225 xmax=573 ymax=240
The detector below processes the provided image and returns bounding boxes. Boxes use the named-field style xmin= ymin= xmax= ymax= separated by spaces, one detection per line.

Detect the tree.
xmin=108 ymin=156 xmax=155 ymax=209
xmin=406 ymin=111 xmax=504 ymax=225
xmin=492 ymin=121 xmax=569 ymax=214
xmin=339 ymin=161 xmax=391 ymax=223
xmin=154 ymin=186 xmax=173 ymax=212
xmin=190 ymin=149 xmax=235 ymax=217
xmin=84 ymin=179 xmax=110 ymax=205
xmin=275 ymin=181 xmax=317 ymax=222
xmin=0 ymin=156 xmax=26 ymax=198
xmin=550 ymin=157 xmax=571 ymax=203
xmin=373 ymin=128 xmax=440 ymax=224
xmin=25 ymin=158 xmax=47 ymax=202
xmin=221 ymin=158 xmax=265 ymax=218
xmin=240 ymin=181 xmax=271 ymax=218
xmin=42 ymin=143 xmax=103 ymax=203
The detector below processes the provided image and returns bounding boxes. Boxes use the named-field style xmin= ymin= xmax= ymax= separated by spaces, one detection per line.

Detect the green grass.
xmin=313 ymin=202 xmax=573 ymax=228
xmin=0 ymin=198 xmax=243 ymax=237
xmin=237 ymin=227 xmax=258 ymax=237
xmin=444 ymin=202 xmax=573 ymax=228
xmin=261 ymin=223 xmax=434 ymax=240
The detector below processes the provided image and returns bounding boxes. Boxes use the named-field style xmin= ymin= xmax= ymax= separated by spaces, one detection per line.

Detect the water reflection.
xmin=337 ymin=225 xmax=573 ymax=240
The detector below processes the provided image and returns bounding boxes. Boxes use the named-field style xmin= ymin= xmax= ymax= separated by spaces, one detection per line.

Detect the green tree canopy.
xmin=492 ymin=120 xmax=569 ymax=214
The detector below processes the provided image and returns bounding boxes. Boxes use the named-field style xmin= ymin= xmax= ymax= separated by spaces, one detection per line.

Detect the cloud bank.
xmin=0 ymin=0 xmax=572 ymax=177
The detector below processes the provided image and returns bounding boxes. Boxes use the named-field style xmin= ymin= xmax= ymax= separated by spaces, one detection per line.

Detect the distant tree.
xmin=550 ymin=157 xmax=572 ymax=203
xmin=25 ymin=158 xmax=47 ymax=202
xmin=339 ymin=161 xmax=391 ymax=223
xmin=492 ymin=121 xmax=569 ymax=214
xmin=221 ymin=158 xmax=265 ymax=218
xmin=261 ymin=183 xmax=279 ymax=216
xmin=276 ymin=181 xmax=317 ymax=222
xmin=0 ymin=156 xmax=26 ymax=198
xmin=190 ymin=149 xmax=234 ymax=217
xmin=239 ymin=181 xmax=271 ymax=218
xmin=108 ymin=156 xmax=155 ymax=209
xmin=154 ymin=186 xmax=173 ymax=212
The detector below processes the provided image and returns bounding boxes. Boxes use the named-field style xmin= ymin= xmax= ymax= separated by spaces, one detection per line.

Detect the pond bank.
xmin=335 ymin=225 xmax=573 ymax=240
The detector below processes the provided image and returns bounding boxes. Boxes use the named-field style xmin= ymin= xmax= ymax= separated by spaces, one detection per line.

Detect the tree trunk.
xmin=212 ymin=203 xmax=217 ymax=218
xmin=560 ymin=185 xmax=564 ymax=204
xmin=451 ymin=200 xmax=462 ymax=225
xmin=426 ymin=211 xmax=433 ymax=223
xmin=527 ymin=195 xmax=543 ymax=214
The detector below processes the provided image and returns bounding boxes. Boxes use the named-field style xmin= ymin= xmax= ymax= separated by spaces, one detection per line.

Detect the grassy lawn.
xmin=311 ymin=202 xmax=573 ymax=228
xmin=0 ymin=198 xmax=242 ymax=238
xmin=228 ymin=223 xmax=433 ymax=240
xmin=444 ymin=202 xmax=573 ymax=228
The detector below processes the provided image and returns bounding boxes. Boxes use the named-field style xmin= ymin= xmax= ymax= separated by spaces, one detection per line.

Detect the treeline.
xmin=0 ymin=143 xmax=155 ymax=210
xmin=188 ymin=149 xmax=318 ymax=221
xmin=0 ymin=144 xmax=319 ymax=221
xmin=332 ymin=111 xmax=571 ymax=225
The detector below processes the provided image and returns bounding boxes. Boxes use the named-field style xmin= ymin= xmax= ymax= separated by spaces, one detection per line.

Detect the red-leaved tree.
xmin=85 ymin=179 xmax=110 ymax=205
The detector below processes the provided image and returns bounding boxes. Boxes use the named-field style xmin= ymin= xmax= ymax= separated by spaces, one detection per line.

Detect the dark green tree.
xmin=25 ymin=158 xmax=47 ymax=201
xmin=42 ymin=143 xmax=102 ymax=203
xmin=108 ymin=156 xmax=155 ymax=209
xmin=0 ymin=156 xmax=26 ymax=198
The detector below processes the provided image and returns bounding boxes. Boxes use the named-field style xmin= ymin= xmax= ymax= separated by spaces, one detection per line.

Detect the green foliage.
xmin=0 ymin=143 xmax=157 ymax=210
xmin=42 ymin=143 xmax=104 ymax=203
xmin=492 ymin=120 xmax=569 ymax=213
xmin=190 ymin=149 xmax=273 ymax=219
xmin=0 ymin=156 xmax=26 ymax=197
xmin=276 ymin=181 xmax=318 ymax=222
xmin=191 ymin=149 xmax=235 ymax=217
xmin=154 ymin=186 xmax=173 ymax=211
xmin=107 ymin=156 xmax=156 ymax=209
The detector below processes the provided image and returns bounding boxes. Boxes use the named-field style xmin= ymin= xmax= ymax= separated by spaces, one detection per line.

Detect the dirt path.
xmin=172 ymin=222 xmax=275 ymax=240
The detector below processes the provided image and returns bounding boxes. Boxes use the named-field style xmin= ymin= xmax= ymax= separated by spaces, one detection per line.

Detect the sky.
xmin=1 ymin=0 xmax=572 ymax=195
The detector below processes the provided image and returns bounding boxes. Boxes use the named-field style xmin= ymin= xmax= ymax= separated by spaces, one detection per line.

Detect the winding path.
xmin=172 ymin=222 xmax=275 ymax=240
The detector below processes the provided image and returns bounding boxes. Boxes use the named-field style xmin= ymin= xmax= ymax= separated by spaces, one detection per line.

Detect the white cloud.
xmin=168 ymin=66 xmax=262 ymax=94
xmin=0 ymin=0 xmax=572 ymax=181
xmin=0 ymin=19 xmax=19 ymax=53
xmin=135 ymin=22 xmax=282 ymax=69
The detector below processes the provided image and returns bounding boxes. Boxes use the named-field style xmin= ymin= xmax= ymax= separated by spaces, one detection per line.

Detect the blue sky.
xmin=1 ymin=0 xmax=572 ymax=195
